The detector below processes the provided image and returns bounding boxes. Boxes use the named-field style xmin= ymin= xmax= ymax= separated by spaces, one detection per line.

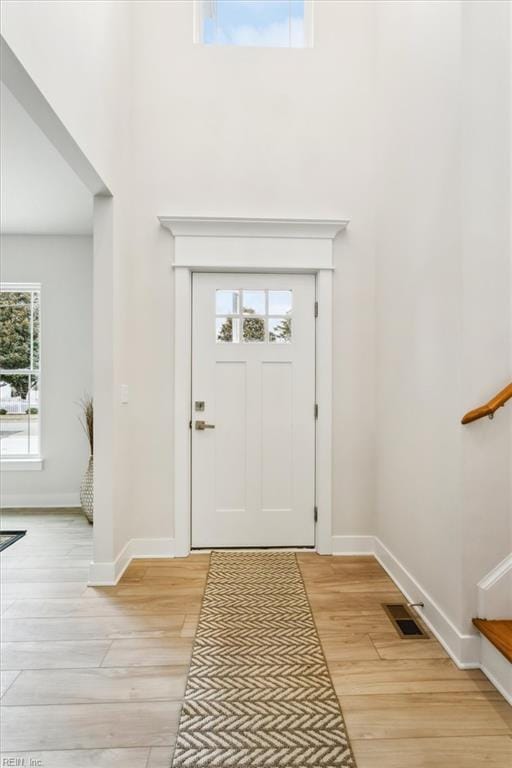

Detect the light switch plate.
xmin=120 ymin=384 xmax=129 ymax=404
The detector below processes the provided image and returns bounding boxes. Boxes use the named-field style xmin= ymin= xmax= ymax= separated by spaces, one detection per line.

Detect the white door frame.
xmin=159 ymin=217 xmax=349 ymax=557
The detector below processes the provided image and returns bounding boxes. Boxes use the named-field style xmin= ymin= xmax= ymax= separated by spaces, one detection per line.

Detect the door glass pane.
xmin=268 ymin=290 xmax=292 ymax=316
xmin=242 ymin=290 xmax=265 ymax=316
xmin=216 ymin=317 xmax=240 ymax=343
xmin=269 ymin=317 xmax=292 ymax=343
xmin=216 ymin=290 xmax=239 ymax=315
xmin=243 ymin=316 xmax=265 ymax=342
xmin=214 ymin=287 xmax=293 ymax=344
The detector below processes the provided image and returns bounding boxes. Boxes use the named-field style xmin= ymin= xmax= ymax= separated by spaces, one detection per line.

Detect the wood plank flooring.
xmin=297 ymin=553 xmax=512 ymax=766
xmin=1 ymin=511 xmax=511 ymax=767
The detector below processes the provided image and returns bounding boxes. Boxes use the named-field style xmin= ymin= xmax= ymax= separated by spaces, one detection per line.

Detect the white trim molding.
xmin=0 ymin=458 xmax=44 ymax=472
xmin=477 ymin=553 xmax=512 ymax=619
xmin=332 ymin=536 xmax=512 ymax=698
xmin=477 ymin=552 xmax=512 ymax=617
xmin=160 ymin=215 xmax=349 ymax=558
xmin=1 ymin=492 xmax=78 ymax=507
xmin=160 ymin=217 xmax=348 ymax=273
xmin=158 ymin=217 xmax=348 ymax=240
xmin=373 ymin=537 xmax=480 ymax=667
xmin=88 ymin=538 xmax=176 ymax=586
xmin=478 ymin=552 xmax=512 ymax=590
xmin=332 ymin=535 xmax=481 ymax=668
xmin=0 ymin=281 xmax=41 ymax=293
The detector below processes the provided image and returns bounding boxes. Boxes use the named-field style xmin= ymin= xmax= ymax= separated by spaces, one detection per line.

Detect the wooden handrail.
xmin=461 ymin=382 xmax=512 ymax=424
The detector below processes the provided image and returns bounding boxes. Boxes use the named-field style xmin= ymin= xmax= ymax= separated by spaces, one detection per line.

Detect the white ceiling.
xmin=0 ymin=83 xmax=93 ymax=235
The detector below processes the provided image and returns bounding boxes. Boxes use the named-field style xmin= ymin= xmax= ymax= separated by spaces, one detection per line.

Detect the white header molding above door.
xmin=159 ymin=216 xmax=349 ymax=556
xmin=159 ymin=216 xmax=348 ymax=240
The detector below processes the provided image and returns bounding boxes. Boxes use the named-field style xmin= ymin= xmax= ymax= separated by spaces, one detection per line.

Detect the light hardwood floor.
xmin=1 ymin=511 xmax=511 ymax=767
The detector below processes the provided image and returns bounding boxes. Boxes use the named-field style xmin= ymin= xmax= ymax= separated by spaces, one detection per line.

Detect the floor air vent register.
xmin=382 ymin=603 xmax=428 ymax=638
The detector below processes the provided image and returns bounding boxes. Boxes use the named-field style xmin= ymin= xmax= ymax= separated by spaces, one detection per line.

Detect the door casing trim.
xmin=160 ymin=216 xmax=348 ymax=556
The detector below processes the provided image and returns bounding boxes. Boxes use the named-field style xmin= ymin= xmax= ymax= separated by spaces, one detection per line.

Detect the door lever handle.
xmin=195 ymin=420 xmax=215 ymax=430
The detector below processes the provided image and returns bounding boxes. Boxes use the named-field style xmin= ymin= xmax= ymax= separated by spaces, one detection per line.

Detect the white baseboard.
xmin=373 ymin=537 xmax=480 ymax=667
xmin=88 ymin=537 xmax=175 ymax=586
xmin=331 ymin=535 xmax=375 ymax=555
xmin=331 ymin=534 xmax=480 ymax=668
xmin=1 ymin=493 xmax=80 ymax=508
xmin=90 ymin=533 xmax=506 ymax=694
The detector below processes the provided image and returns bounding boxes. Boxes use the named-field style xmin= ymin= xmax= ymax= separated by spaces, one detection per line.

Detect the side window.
xmin=0 ymin=284 xmax=41 ymax=457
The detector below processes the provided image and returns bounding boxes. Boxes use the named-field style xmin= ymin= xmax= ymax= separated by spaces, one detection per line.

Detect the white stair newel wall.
xmin=477 ymin=553 xmax=512 ymax=619
xmin=476 ymin=554 xmax=512 ymax=706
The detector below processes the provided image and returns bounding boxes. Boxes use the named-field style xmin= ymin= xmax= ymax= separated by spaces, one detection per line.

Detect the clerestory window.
xmin=196 ymin=1 xmax=312 ymax=48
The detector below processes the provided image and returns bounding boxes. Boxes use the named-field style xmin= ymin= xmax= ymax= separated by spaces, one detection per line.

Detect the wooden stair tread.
xmin=473 ymin=619 xmax=512 ymax=663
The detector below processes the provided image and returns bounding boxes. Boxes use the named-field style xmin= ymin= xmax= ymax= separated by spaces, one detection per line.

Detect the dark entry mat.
xmin=0 ymin=530 xmax=27 ymax=552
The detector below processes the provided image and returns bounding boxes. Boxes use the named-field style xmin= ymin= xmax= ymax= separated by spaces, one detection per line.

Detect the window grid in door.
xmin=215 ymin=289 xmax=292 ymax=344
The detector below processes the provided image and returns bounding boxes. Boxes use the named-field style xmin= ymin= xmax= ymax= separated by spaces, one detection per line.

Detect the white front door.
xmin=191 ymin=273 xmax=316 ymax=548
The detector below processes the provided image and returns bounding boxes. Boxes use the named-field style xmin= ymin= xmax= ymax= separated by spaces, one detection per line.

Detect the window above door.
xmin=195 ymin=1 xmax=313 ymax=48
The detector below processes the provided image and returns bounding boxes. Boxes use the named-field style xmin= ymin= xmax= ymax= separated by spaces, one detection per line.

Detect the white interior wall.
xmin=128 ymin=0 xmax=377 ymax=543
xmin=0 ymin=1 xmax=510 ymax=652
xmin=375 ymin=0 xmax=511 ymax=640
xmin=0 ymin=0 xmax=127 ymax=192
xmin=0 ymin=82 xmax=93 ymax=235
xmin=459 ymin=0 xmax=511 ymax=630
xmin=0 ymin=235 xmax=93 ymax=507
xmin=375 ymin=0 xmax=465 ymax=638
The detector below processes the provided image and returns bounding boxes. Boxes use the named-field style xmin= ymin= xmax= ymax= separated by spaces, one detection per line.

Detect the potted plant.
xmin=79 ymin=395 xmax=94 ymax=523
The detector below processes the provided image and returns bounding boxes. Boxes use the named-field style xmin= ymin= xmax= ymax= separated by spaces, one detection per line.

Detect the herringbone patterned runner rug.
xmin=171 ymin=551 xmax=356 ymax=767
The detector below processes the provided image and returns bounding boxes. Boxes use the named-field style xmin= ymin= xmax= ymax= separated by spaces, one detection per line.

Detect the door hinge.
xmin=314 ymin=301 xmax=318 ymax=318
xmin=189 ymin=420 xmax=192 ymax=430
xmin=314 ymin=403 xmax=318 ymax=419
xmin=314 ymin=506 xmax=318 ymax=523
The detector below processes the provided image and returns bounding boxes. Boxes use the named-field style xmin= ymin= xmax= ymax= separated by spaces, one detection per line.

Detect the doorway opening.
xmin=159 ymin=215 xmax=347 ymax=558
xmin=0 ymin=39 xmax=116 ymax=579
